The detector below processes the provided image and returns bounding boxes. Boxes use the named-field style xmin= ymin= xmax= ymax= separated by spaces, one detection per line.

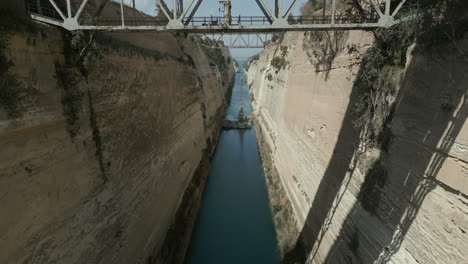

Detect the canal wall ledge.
xmin=0 ymin=4 xmax=235 ymax=263
xmin=246 ymin=28 xmax=468 ymax=263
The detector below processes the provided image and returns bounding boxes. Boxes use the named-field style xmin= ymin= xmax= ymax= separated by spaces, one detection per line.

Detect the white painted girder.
xmin=30 ymin=0 xmax=407 ymax=32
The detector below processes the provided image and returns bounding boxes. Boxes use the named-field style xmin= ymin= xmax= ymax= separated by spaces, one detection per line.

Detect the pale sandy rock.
xmin=0 ymin=21 xmax=234 ymax=264
xmin=247 ymin=30 xmax=468 ymax=264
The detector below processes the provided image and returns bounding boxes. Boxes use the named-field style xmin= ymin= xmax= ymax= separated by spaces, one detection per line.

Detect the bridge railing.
xmin=92 ymin=16 xmax=273 ymax=27
xmin=94 ymin=17 xmax=169 ymax=27
xmin=183 ymin=15 xmax=379 ymax=27
xmin=25 ymin=1 xmax=379 ymax=29
xmin=26 ymin=1 xmax=64 ymax=22
xmin=287 ymin=15 xmax=379 ymax=25
xmin=24 ymin=0 xmax=406 ymax=32
xmin=183 ymin=16 xmax=270 ymax=26
xmin=90 ymin=15 xmax=380 ymax=28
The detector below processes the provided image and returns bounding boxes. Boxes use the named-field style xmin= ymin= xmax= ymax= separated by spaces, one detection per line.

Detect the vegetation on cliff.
xmin=300 ymin=1 xmax=360 ymax=80
xmin=353 ymin=0 xmax=468 ymax=149
xmin=297 ymin=0 xmax=468 ymax=151
xmin=0 ymin=36 xmax=23 ymax=118
xmin=351 ymin=0 xmax=468 ymax=215
xmin=270 ymin=46 xmax=289 ymax=71
xmin=244 ymin=54 xmax=259 ymax=71
xmin=189 ymin=35 xmax=232 ymax=71
xmin=0 ymin=10 xmax=36 ymax=118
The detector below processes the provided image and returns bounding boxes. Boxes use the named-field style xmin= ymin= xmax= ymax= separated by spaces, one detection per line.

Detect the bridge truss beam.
xmin=27 ymin=0 xmax=408 ymax=32
xmin=198 ymin=33 xmax=271 ymax=49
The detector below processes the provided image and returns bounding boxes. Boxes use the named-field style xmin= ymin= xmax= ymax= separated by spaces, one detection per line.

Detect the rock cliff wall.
xmin=0 ymin=14 xmax=234 ymax=264
xmin=247 ymin=26 xmax=468 ymax=264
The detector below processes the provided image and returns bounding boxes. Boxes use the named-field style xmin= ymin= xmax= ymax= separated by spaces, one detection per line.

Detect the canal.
xmin=186 ymin=67 xmax=280 ymax=264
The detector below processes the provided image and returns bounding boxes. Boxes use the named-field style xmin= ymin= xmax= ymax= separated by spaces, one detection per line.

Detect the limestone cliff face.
xmin=247 ymin=30 xmax=468 ymax=263
xmin=0 ymin=21 xmax=234 ymax=263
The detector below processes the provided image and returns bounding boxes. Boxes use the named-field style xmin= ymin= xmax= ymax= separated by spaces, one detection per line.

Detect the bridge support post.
xmin=66 ymin=0 xmax=71 ymax=18
xmin=385 ymin=0 xmax=391 ymax=16
xmin=36 ymin=0 xmax=42 ymax=15
xmin=322 ymin=0 xmax=326 ymax=21
xmin=275 ymin=0 xmax=282 ymax=18
xmin=331 ymin=0 xmax=336 ymax=24
xmin=120 ymin=0 xmax=125 ymax=26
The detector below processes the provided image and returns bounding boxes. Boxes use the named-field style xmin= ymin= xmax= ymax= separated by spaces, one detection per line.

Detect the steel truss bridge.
xmin=26 ymin=0 xmax=409 ymax=48
xmin=195 ymin=33 xmax=271 ymax=49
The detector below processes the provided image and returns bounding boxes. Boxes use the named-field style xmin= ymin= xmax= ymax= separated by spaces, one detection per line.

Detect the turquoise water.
xmin=186 ymin=70 xmax=280 ymax=264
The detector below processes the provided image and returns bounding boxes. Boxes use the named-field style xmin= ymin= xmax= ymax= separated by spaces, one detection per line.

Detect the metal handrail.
xmin=26 ymin=2 xmax=64 ymax=21
xmin=25 ymin=3 xmax=379 ymax=28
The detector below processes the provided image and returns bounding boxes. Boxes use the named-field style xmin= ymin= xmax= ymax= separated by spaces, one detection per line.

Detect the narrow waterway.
xmin=187 ymin=67 xmax=280 ymax=263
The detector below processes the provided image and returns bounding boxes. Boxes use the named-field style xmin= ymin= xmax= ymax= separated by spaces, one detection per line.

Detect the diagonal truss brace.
xmin=368 ymin=0 xmax=398 ymax=26
xmin=255 ymin=0 xmax=274 ymax=24
xmin=184 ymin=0 xmax=203 ymax=25
xmin=255 ymin=0 xmax=299 ymax=26
xmin=158 ymin=0 xmax=203 ymax=29
xmin=42 ymin=0 xmax=91 ymax=30
xmin=201 ymin=33 xmax=269 ymax=48
xmin=158 ymin=0 xmax=173 ymax=19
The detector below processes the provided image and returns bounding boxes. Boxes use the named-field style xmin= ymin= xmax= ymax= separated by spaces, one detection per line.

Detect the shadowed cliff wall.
xmin=247 ymin=18 xmax=468 ymax=264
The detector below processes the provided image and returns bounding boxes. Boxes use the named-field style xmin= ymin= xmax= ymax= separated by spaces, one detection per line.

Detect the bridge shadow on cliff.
xmin=283 ymin=45 xmax=467 ymax=264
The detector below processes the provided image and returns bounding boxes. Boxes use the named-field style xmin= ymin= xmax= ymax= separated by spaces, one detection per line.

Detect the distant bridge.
xmin=26 ymin=0 xmax=409 ymax=48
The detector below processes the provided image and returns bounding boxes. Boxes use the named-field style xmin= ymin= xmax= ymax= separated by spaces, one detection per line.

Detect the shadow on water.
xmin=283 ymin=41 xmax=467 ymax=263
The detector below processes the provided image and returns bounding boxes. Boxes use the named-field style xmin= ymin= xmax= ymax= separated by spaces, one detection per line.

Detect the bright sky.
xmin=118 ymin=0 xmax=307 ymax=58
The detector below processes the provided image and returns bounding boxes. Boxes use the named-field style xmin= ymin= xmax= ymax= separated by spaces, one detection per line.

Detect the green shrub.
xmin=280 ymin=45 xmax=288 ymax=57
xmin=0 ymin=73 xmax=23 ymax=118
xmin=273 ymin=204 xmax=283 ymax=214
xmin=270 ymin=56 xmax=287 ymax=70
xmin=56 ymin=68 xmax=83 ymax=141
xmin=71 ymin=31 xmax=101 ymax=75
xmin=244 ymin=54 xmax=260 ymax=71
xmin=275 ymin=216 xmax=283 ymax=229
xmin=351 ymin=15 xmax=427 ymax=146
xmin=0 ymin=34 xmax=28 ymax=117
xmin=272 ymin=33 xmax=285 ymax=43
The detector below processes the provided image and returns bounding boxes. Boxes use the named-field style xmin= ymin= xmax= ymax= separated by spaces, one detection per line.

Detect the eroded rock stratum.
xmin=247 ymin=11 xmax=468 ymax=264
xmin=0 ymin=7 xmax=235 ymax=263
